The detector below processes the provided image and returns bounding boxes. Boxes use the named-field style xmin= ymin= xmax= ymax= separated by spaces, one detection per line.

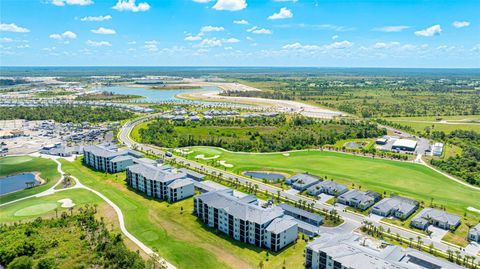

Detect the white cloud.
xmin=247 ymin=26 xmax=272 ymax=35
xmin=86 ymin=40 xmax=111 ymax=47
xmin=91 ymin=27 xmax=116 ymax=35
xmin=51 ymin=0 xmax=93 ymax=6
xmin=452 ymin=21 xmax=470 ymax=28
xmin=373 ymin=25 xmax=410 ymax=32
xmin=201 ymin=25 xmax=225 ymax=32
xmin=324 ymin=40 xmax=353 ymax=49
xmin=112 ymin=0 xmax=150 ymax=12
xmin=315 ymin=24 xmax=354 ymax=32
xmin=331 ymin=35 xmax=338 ymax=40
xmin=224 ymin=37 xmax=240 ymax=43
xmin=268 ymin=7 xmax=293 ymax=20
xmin=185 ymin=34 xmax=202 ymax=41
xmin=415 ymin=25 xmax=442 ymax=37
xmin=212 ymin=0 xmax=247 ymax=11
xmin=0 ymin=23 xmax=30 ymax=33
xmin=233 ymin=19 xmax=249 ymax=25
xmin=282 ymin=42 xmax=320 ymax=50
xmin=128 ymin=41 xmax=137 ymax=44
xmin=0 ymin=37 xmax=14 ymax=43
xmin=195 ymin=37 xmax=240 ymax=47
xmin=49 ymin=31 xmax=77 ymax=40
xmin=81 ymin=15 xmax=112 ymax=22
xmin=17 ymin=44 xmax=30 ymax=49
xmin=373 ymin=42 xmax=400 ymax=49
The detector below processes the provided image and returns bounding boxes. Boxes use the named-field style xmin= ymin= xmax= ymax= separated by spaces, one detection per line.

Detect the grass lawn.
xmin=60 ymin=159 xmax=307 ymax=269
xmin=0 ymin=156 xmax=61 ymax=204
xmin=0 ymin=188 xmax=104 ymax=223
xmin=181 ymin=147 xmax=480 ymax=220
xmin=385 ymin=115 xmax=480 ymax=134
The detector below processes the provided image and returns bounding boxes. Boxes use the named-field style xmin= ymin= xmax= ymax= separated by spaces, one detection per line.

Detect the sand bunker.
xmin=195 ymin=154 xmax=220 ymax=160
xmin=58 ymin=198 xmax=75 ymax=208
xmin=175 ymin=149 xmax=193 ymax=155
xmin=467 ymin=207 xmax=480 ymax=214
xmin=217 ymin=160 xmax=233 ymax=168
xmin=282 ymin=153 xmax=290 ymax=156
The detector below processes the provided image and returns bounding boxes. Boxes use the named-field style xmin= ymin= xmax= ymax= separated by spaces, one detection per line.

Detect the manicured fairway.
xmin=60 ymin=159 xmax=306 ymax=269
xmin=0 ymin=156 xmax=61 ymax=204
xmin=0 ymin=188 xmax=104 ymax=222
xmin=183 ymin=147 xmax=480 ymax=218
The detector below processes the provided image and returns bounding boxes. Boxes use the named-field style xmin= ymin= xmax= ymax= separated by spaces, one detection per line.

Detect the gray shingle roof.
xmin=167 ymin=178 xmax=194 ymax=189
xmin=372 ymin=196 xmax=418 ymax=215
xmin=127 ymin=163 xmax=187 ymax=183
xmin=287 ymin=173 xmax=321 ymax=184
xmin=412 ymin=208 xmax=461 ymax=226
xmin=265 ymin=216 xmax=297 ymax=234
xmin=277 ymin=203 xmax=323 ymax=223
xmin=110 ymin=155 xmax=135 ymax=163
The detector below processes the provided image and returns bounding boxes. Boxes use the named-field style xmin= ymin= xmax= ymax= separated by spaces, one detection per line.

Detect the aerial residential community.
xmin=0 ymin=0 xmax=479 ymax=269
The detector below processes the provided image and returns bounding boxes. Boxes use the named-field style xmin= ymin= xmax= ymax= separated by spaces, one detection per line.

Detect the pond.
xmin=243 ymin=171 xmax=286 ymax=182
xmin=0 ymin=173 xmax=39 ymax=195
xmin=94 ymin=85 xmax=219 ymax=104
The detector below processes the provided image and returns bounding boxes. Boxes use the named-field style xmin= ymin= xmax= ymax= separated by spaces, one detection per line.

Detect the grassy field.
xmin=181 ymin=147 xmax=480 ymax=219
xmin=0 ymin=156 xmax=61 ymax=204
xmin=385 ymin=115 xmax=480 ymax=134
xmin=60 ymin=159 xmax=307 ymax=269
xmin=0 ymin=188 xmax=104 ymax=223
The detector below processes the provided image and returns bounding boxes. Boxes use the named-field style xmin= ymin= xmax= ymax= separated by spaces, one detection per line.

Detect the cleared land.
xmin=181 ymin=147 xmax=480 ymax=219
xmin=59 ymin=159 xmax=307 ymax=269
xmin=0 ymin=156 xmax=61 ymax=204
xmin=386 ymin=115 xmax=480 ymax=134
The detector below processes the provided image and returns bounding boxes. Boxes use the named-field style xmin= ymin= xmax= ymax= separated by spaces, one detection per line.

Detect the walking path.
xmin=0 ymin=155 xmax=176 ymax=269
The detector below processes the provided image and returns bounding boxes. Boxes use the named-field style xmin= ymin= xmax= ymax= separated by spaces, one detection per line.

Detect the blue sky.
xmin=1 ymin=0 xmax=479 ymax=67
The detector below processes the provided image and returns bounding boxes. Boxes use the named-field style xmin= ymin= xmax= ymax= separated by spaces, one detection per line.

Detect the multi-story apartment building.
xmin=83 ymin=144 xmax=143 ymax=173
xmin=126 ymin=163 xmax=196 ymax=202
xmin=194 ymin=189 xmax=298 ymax=251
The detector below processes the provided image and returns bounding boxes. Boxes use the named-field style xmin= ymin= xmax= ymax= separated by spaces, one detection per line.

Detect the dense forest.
xmin=0 ymin=106 xmax=134 ymax=123
xmin=138 ymin=115 xmax=386 ymax=152
xmin=223 ymin=76 xmax=480 ymax=118
xmin=0 ymin=205 xmax=147 ymax=269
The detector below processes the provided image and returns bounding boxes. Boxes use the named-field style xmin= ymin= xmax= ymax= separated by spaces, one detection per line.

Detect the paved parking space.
xmin=427 ymin=226 xmax=449 ymax=241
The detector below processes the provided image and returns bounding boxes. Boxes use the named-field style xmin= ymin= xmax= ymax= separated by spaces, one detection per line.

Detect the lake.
xmin=0 ymin=173 xmax=39 ymax=195
xmin=95 ymin=85 xmax=219 ymax=103
xmin=243 ymin=171 xmax=286 ymax=182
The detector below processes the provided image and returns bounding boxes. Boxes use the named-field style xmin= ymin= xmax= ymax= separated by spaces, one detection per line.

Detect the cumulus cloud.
xmin=91 ymin=27 xmax=116 ymax=35
xmin=212 ymin=0 xmax=247 ymax=11
xmin=233 ymin=19 xmax=249 ymax=25
xmin=49 ymin=31 xmax=77 ymax=40
xmin=81 ymin=15 xmax=112 ymax=22
xmin=415 ymin=25 xmax=442 ymax=37
xmin=201 ymin=25 xmax=225 ymax=32
xmin=86 ymin=40 xmax=112 ymax=47
xmin=282 ymin=42 xmax=320 ymax=50
xmin=51 ymin=0 xmax=93 ymax=6
xmin=195 ymin=37 xmax=240 ymax=47
xmin=144 ymin=40 xmax=158 ymax=52
xmin=0 ymin=23 xmax=30 ymax=33
xmin=268 ymin=7 xmax=293 ymax=20
xmin=373 ymin=25 xmax=410 ymax=32
xmin=324 ymin=40 xmax=353 ymax=49
xmin=282 ymin=40 xmax=353 ymax=51
xmin=185 ymin=35 xmax=202 ymax=41
xmin=331 ymin=35 xmax=339 ymax=40
xmin=247 ymin=26 xmax=272 ymax=34
xmin=0 ymin=37 xmax=13 ymax=43
xmin=112 ymin=0 xmax=150 ymax=12
xmin=373 ymin=42 xmax=400 ymax=49
xmin=452 ymin=21 xmax=470 ymax=28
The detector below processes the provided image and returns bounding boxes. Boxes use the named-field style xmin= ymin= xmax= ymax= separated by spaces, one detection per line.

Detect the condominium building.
xmin=83 ymin=144 xmax=143 ymax=173
xmin=194 ymin=189 xmax=298 ymax=251
xmin=126 ymin=163 xmax=197 ymax=202
xmin=305 ymin=233 xmax=464 ymax=269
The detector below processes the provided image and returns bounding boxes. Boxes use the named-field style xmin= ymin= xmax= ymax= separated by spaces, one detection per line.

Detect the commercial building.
xmin=307 ymin=181 xmax=348 ymax=196
xmin=126 ymin=163 xmax=197 ymax=202
xmin=337 ymin=189 xmax=381 ymax=211
xmin=194 ymin=189 xmax=298 ymax=251
xmin=468 ymin=223 xmax=480 ymax=243
xmin=410 ymin=208 xmax=461 ymax=231
xmin=432 ymin=142 xmax=444 ymax=156
xmin=392 ymin=139 xmax=417 ymax=152
xmin=285 ymin=173 xmax=322 ymax=191
xmin=305 ymin=233 xmax=464 ymax=269
xmin=83 ymin=144 xmax=143 ymax=173
xmin=371 ymin=196 xmax=419 ymax=220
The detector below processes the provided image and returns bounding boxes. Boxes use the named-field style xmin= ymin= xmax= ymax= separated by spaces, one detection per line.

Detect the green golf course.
xmin=181 ymin=147 xmax=480 ymax=218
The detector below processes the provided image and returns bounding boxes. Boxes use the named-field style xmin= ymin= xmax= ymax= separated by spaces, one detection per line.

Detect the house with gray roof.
xmin=286 ymin=173 xmax=322 ymax=191
xmin=83 ymin=143 xmax=143 ymax=173
xmin=337 ymin=189 xmax=381 ymax=211
xmin=305 ymin=233 xmax=464 ymax=269
xmin=194 ymin=189 xmax=298 ymax=251
xmin=468 ymin=223 xmax=480 ymax=243
xmin=410 ymin=208 xmax=461 ymax=231
xmin=371 ymin=196 xmax=419 ymax=220
xmin=277 ymin=203 xmax=323 ymax=226
xmin=307 ymin=181 xmax=348 ymax=196
xmin=126 ymin=163 xmax=195 ymax=202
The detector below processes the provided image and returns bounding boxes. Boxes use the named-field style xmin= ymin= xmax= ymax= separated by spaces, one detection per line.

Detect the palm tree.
xmin=446 ymin=249 xmax=453 ymax=261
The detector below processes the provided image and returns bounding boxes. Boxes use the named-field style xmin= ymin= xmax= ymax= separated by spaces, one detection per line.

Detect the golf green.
xmin=14 ymin=202 xmax=58 ymax=217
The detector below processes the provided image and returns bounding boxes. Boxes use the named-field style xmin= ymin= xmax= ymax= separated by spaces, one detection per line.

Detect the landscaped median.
xmin=59 ymin=158 xmax=309 ymax=269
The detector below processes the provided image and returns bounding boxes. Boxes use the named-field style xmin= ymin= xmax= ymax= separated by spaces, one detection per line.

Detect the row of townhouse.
xmin=126 ymin=162 xmax=204 ymax=202
xmin=83 ymin=144 xmax=143 ymax=173
xmin=194 ymin=189 xmax=299 ymax=252
xmin=305 ymin=233 xmax=464 ymax=269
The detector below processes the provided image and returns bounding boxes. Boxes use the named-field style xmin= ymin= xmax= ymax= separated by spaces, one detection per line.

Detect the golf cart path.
xmin=0 ymin=157 xmax=176 ymax=269
xmin=419 ymin=157 xmax=480 ymax=191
